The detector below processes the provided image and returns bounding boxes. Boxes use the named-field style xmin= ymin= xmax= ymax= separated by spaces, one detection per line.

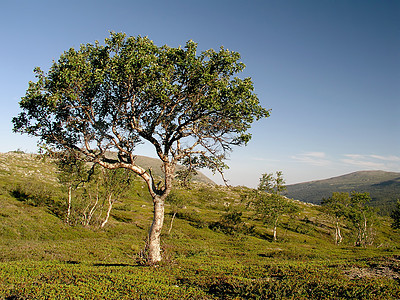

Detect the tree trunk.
xmin=66 ymin=185 xmax=72 ymax=224
xmin=85 ymin=187 xmax=99 ymax=226
xmin=335 ymin=226 xmax=338 ymax=245
xmin=335 ymin=220 xmax=342 ymax=245
xmin=148 ymin=197 xmax=165 ymax=264
xmin=168 ymin=211 xmax=177 ymax=235
xmin=273 ymin=218 xmax=278 ymax=241
xmin=362 ymin=211 xmax=368 ymax=247
xmin=101 ymin=193 xmax=113 ymax=228
xmin=337 ymin=221 xmax=342 ymax=245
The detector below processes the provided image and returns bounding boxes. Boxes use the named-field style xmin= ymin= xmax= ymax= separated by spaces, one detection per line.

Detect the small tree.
xmin=256 ymin=171 xmax=298 ymax=241
xmin=258 ymin=171 xmax=286 ymax=195
xmin=100 ymin=167 xmax=134 ymax=228
xmin=175 ymin=167 xmax=198 ymax=189
xmin=321 ymin=192 xmax=351 ymax=245
xmin=13 ymin=32 xmax=270 ymax=264
xmin=210 ymin=209 xmax=253 ymax=236
xmin=165 ymin=191 xmax=185 ymax=235
xmin=391 ymin=200 xmax=400 ymax=229
xmin=54 ymin=151 xmax=87 ymax=224
xmin=349 ymin=192 xmax=376 ymax=247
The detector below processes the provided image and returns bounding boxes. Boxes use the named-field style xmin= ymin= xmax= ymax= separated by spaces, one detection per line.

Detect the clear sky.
xmin=1 ymin=0 xmax=399 ymax=186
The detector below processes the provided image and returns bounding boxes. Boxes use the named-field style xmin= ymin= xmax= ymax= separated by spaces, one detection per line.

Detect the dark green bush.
xmin=209 ymin=211 xmax=255 ymax=235
xmin=176 ymin=211 xmax=207 ymax=228
xmin=10 ymin=183 xmax=66 ymax=219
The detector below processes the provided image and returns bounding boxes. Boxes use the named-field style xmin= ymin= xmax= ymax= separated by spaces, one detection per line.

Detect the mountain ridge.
xmin=284 ymin=170 xmax=400 ymax=214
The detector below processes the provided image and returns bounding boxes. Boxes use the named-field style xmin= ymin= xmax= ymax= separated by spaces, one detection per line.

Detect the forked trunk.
xmin=335 ymin=220 xmax=342 ymax=245
xmin=148 ymin=198 xmax=165 ymax=264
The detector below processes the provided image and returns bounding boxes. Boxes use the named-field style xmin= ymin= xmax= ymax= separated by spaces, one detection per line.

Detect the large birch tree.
xmin=12 ymin=32 xmax=270 ymax=264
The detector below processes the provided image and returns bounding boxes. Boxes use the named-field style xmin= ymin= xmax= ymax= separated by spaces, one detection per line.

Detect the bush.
xmin=176 ymin=211 xmax=207 ymax=228
xmin=209 ymin=211 xmax=255 ymax=235
xmin=10 ymin=183 xmax=65 ymax=219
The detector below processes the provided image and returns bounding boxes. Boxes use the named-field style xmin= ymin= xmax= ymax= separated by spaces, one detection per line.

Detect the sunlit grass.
xmin=0 ymin=152 xmax=399 ymax=299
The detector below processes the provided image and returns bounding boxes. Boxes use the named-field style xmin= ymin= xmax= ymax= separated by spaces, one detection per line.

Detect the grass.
xmin=0 ymin=152 xmax=399 ymax=299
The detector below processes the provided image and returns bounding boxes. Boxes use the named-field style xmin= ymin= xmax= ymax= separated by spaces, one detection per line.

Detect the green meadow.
xmin=0 ymin=152 xmax=399 ymax=299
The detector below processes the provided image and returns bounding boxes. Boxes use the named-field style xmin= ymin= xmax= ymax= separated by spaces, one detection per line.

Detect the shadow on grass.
xmin=92 ymin=263 xmax=140 ymax=267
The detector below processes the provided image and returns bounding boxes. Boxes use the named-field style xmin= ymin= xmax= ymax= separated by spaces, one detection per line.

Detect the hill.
xmin=101 ymin=151 xmax=215 ymax=185
xmin=0 ymin=152 xmax=399 ymax=299
xmin=284 ymin=170 xmax=400 ymax=214
xmin=134 ymin=155 xmax=215 ymax=185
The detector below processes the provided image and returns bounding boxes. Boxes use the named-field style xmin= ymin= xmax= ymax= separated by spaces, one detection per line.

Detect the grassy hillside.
xmin=285 ymin=171 xmax=400 ymax=214
xmin=103 ymin=152 xmax=215 ymax=185
xmin=0 ymin=152 xmax=400 ymax=299
xmin=135 ymin=155 xmax=215 ymax=185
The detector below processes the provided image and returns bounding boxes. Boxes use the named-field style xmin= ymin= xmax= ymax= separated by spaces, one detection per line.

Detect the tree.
xmin=321 ymin=192 xmax=351 ymax=245
xmin=54 ymin=151 xmax=87 ymax=224
xmin=349 ymin=192 xmax=376 ymax=247
xmin=12 ymin=32 xmax=270 ymax=264
xmin=258 ymin=171 xmax=286 ymax=195
xmin=165 ymin=191 xmax=185 ymax=235
xmin=391 ymin=200 xmax=400 ymax=229
xmin=175 ymin=167 xmax=198 ymax=188
xmin=100 ymin=167 xmax=134 ymax=228
xmin=256 ymin=171 xmax=298 ymax=241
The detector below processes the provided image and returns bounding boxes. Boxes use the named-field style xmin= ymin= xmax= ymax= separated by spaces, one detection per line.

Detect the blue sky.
xmin=1 ymin=0 xmax=399 ymax=186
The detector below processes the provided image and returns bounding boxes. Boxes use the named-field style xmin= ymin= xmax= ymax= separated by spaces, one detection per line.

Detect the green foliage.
xmin=10 ymin=182 xmax=66 ymax=219
xmin=252 ymin=171 xmax=299 ymax=241
xmin=258 ymin=171 xmax=286 ymax=195
xmin=175 ymin=210 xmax=207 ymax=229
xmin=166 ymin=190 xmax=185 ymax=214
xmin=1 ymin=153 xmax=400 ymax=299
xmin=321 ymin=192 xmax=379 ymax=246
xmin=349 ymin=192 xmax=376 ymax=247
xmin=12 ymin=32 xmax=270 ymax=263
xmin=209 ymin=210 xmax=255 ymax=235
xmin=13 ymin=31 xmax=269 ymax=182
xmin=321 ymin=192 xmax=351 ymax=245
xmin=390 ymin=200 xmax=400 ymax=229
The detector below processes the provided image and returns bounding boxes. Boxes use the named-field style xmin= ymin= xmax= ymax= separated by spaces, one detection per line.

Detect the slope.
xmin=0 ymin=152 xmax=400 ymax=299
xmin=284 ymin=170 xmax=400 ymax=214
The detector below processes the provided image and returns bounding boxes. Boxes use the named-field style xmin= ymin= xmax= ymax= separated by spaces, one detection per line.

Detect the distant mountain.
xmin=284 ymin=171 xmax=400 ymax=214
xmin=1 ymin=152 xmax=215 ymax=186
xmin=96 ymin=152 xmax=216 ymax=185
xmin=134 ymin=155 xmax=215 ymax=185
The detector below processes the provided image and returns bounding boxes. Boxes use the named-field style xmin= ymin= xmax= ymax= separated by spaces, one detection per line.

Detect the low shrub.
xmin=209 ymin=211 xmax=255 ymax=236
xmin=10 ymin=183 xmax=65 ymax=219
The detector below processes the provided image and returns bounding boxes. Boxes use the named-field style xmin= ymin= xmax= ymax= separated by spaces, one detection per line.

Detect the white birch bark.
xmin=148 ymin=198 xmax=165 ymax=264
xmin=66 ymin=185 xmax=72 ymax=224
xmin=101 ymin=193 xmax=113 ymax=228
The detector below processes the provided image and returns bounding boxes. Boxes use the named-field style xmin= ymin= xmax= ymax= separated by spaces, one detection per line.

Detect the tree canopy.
xmin=391 ymin=200 xmax=400 ymax=229
xmin=13 ymin=32 xmax=270 ymax=263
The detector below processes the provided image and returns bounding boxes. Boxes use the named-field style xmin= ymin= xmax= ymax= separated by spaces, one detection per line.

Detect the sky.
xmin=0 ymin=0 xmax=399 ymax=187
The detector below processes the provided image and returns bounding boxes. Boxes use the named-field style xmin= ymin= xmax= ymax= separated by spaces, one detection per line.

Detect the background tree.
xmin=80 ymin=167 xmax=103 ymax=226
xmin=175 ymin=168 xmax=198 ymax=189
xmin=54 ymin=151 xmax=87 ymax=224
xmin=256 ymin=171 xmax=298 ymax=241
xmin=100 ymin=167 xmax=135 ymax=228
xmin=321 ymin=192 xmax=350 ymax=245
xmin=349 ymin=192 xmax=376 ymax=247
xmin=258 ymin=171 xmax=286 ymax=195
xmin=391 ymin=200 xmax=400 ymax=229
xmin=165 ymin=191 xmax=185 ymax=235
xmin=12 ymin=32 xmax=270 ymax=264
